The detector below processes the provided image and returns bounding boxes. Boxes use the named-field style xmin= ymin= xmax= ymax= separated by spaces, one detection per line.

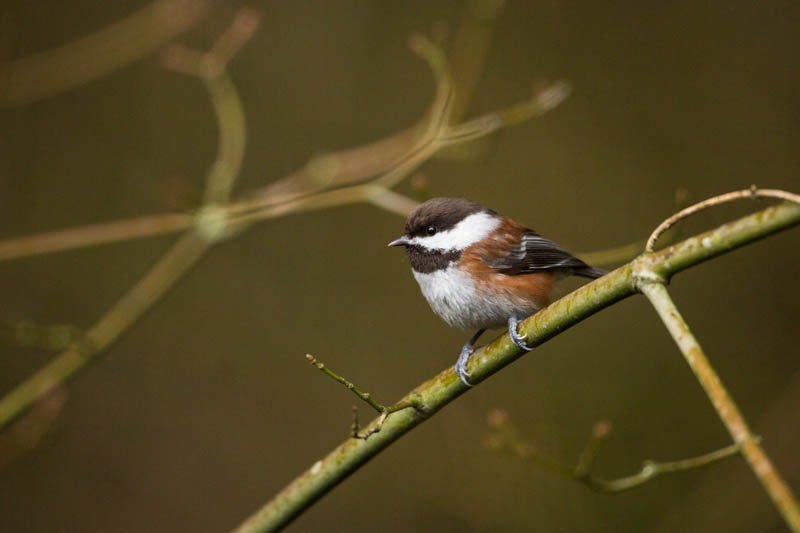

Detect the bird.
xmin=388 ymin=197 xmax=607 ymax=386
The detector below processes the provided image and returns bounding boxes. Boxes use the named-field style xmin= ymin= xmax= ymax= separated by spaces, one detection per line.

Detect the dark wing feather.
xmin=487 ymin=229 xmax=606 ymax=279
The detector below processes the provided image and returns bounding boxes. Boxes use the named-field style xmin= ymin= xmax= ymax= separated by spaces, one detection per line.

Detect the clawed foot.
xmin=508 ymin=316 xmax=534 ymax=351
xmin=453 ymin=322 xmax=532 ymax=386
xmin=455 ymin=344 xmax=474 ymax=387
xmin=454 ymin=329 xmax=486 ymax=387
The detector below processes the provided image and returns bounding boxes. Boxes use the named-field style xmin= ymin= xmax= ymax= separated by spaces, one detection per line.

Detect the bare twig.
xmin=0 ymin=387 xmax=67 ymax=470
xmin=445 ymin=0 xmax=505 ymax=123
xmin=162 ymin=8 xmax=260 ymax=205
xmin=0 ymin=232 xmax=211 ymax=431
xmin=577 ymin=239 xmax=646 ymax=267
xmin=0 ymin=213 xmax=193 ymax=262
xmin=1 ymin=320 xmax=83 ymax=352
xmin=0 ymin=0 xmax=212 ymax=107
xmin=306 ymin=354 xmax=387 ymax=414
xmin=0 ymin=10 xmax=257 ymax=431
xmin=654 ymin=367 xmax=800 ymax=533
xmin=305 ymin=354 xmax=420 ymax=440
xmin=646 ymin=186 xmax=800 ymax=252
xmin=486 ymin=411 xmax=747 ymax=493
xmin=574 ymin=420 xmax=611 ymax=479
xmin=579 ymin=186 xmax=691 ymax=266
xmin=0 ymin=34 xmax=570 ymax=265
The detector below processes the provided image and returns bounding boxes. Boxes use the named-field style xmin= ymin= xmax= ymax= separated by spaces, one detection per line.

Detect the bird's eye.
xmin=426 ymin=225 xmax=437 ymax=235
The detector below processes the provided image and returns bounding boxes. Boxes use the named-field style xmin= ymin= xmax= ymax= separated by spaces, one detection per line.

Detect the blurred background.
xmin=1 ymin=1 xmax=799 ymax=531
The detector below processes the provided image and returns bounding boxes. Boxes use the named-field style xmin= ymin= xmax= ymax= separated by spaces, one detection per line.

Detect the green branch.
xmin=638 ymin=282 xmax=799 ymax=530
xmin=233 ymin=201 xmax=800 ymax=532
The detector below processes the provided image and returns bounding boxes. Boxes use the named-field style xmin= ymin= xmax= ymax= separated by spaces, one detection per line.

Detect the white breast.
xmin=412 ymin=265 xmax=529 ymax=330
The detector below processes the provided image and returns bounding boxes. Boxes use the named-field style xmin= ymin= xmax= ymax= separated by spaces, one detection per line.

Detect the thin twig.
xmin=0 ymin=213 xmax=193 ymax=262
xmin=350 ymin=409 xmax=389 ymax=441
xmin=1 ymin=320 xmax=83 ymax=352
xmin=305 ymin=354 xmax=420 ymax=440
xmin=646 ymin=186 xmax=800 ymax=252
xmin=486 ymin=411 xmax=748 ymax=493
xmin=574 ymin=421 xmax=611 ymax=479
xmin=0 ymin=34 xmax=570 ymax=265
xmin=0 ymin=10 xmax=257 ymax=431
xmin=579 ymin=186 xmax=690 ymax=266
xmin=445 ymin=0 xmax=504 ymax=123
xmin=0 ymin=232 xmax=210 ymax=431
xmin=0 ymin=0 xmax=212 ymax=107
xmin=162 ymin=9 xmax=260 ymax=204
xmin=306 ymin=354 xmax=386 ymax=413
xmin=0 ymin=387 xmax=67 ymax=469
xmin=577 ymin=239 xmax=646 ymax=267
xmin=594 ymin=441 xmax=749 ymax=493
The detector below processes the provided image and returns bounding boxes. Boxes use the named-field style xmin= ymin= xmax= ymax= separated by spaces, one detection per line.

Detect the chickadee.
xmin=389 ymin=197 xmax=606 ymax=386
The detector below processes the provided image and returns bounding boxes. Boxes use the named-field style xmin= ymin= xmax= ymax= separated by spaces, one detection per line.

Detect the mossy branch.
xmin=233 ymin=200 xmax=800 ymax=532
xmin=632 ymin=189 xmax=800 ymax=531
xmin=638 ymin=282 xmax=799 ymax=531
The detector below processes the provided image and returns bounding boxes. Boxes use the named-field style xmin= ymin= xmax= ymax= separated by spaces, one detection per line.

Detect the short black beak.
xmin=387 ymin=236 xmax=410 ymax=247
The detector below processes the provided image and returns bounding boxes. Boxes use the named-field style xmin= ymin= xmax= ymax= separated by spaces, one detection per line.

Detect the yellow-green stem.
xmin=638 ymin=282 xmax=800 ymax=532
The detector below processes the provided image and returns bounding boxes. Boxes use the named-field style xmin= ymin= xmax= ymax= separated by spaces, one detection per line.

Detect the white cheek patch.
xmin=410 ymin=212 xmax=500 ymax=251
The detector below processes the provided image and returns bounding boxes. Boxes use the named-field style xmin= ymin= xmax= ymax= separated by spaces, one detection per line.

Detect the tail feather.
xmin=573 ymin=265 xmax=609 ymax=279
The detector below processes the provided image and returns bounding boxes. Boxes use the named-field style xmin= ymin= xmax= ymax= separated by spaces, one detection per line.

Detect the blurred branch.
xmin=446 ymin=0 xmax=505 ymax=123
xmin=0 ymin=231 xmax=211 ymax=431
xmin=0 ymin=9 xmax=258 ymax=432
xmin=654 ymin=367 xmax=800 ymax=533
xmin=226 ymin=36 xmax=570 ymax=226
xmin=1 ymin=320 xmax=83 ymax=352
xmin=436 ymin=0 xmax=505 ymax=162
xmin=245 ymin=1 xmax=509 ymax=201
xmin=577 ymin=239 xmax=645 ymax=267
xmin=0 ymin=33 xmax=569 ymax=264
xmin=0 ymin=0 xmax=213 ymax=107
xmin=0 ymin=387 xmax=67 ymax=470
xmin=233 ymin=198 xmax=800 ymax=533
xmin=484 ymin=410 xmax=747 ymax=493
xmin=162 ymin=7 xmax=261 ymax=205
xmin=578 ymin=186 xmax=690 ymax=267
xmin=0 ymin=213 xmax=193 ymax=262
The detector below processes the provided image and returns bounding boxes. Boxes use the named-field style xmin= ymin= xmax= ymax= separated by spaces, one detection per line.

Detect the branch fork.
xmin=305 ymin=354 xmax=423 ymax=440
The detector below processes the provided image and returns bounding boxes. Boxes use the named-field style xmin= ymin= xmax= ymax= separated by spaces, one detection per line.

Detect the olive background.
xmin=1 ymin=1 xmax=799 ymax=532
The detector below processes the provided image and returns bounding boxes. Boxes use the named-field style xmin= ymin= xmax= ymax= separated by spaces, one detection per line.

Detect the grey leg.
xmin=455 ymin=329 xmax=485 ymax=387
xmin=508 ymin=316 xmax=534 ymax=351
